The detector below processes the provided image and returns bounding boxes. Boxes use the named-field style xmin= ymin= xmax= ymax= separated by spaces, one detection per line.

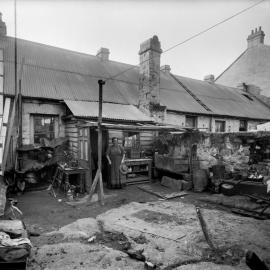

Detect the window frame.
xmin=32 ymin=114 xmax=58 ymax=144
xmin=215 ymin=120 xmax=226 ymax=132
xmin=239 ymin=120 xmax=248 ymax=132
xmin=185 ymin=115 xmax=197 ymax=128
xmin=123 ymin=131 xmax=140 ymax=148
xmin=78 ymin=127 xmax=89 ymax=161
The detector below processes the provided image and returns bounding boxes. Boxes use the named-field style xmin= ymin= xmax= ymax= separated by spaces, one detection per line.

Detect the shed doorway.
xmin=90 ymin=128 xmax=109 ymax=185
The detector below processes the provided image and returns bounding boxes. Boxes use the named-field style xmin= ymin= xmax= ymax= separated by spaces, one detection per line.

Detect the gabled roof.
xmin=1 ymin=35 xmax=270 ymax=121
xmin=215 ymin=44 xmax=270 ymax=97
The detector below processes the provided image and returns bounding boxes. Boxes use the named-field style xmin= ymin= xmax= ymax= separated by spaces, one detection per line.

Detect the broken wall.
xmin=197 ymin=134 xmax=250 ymax=172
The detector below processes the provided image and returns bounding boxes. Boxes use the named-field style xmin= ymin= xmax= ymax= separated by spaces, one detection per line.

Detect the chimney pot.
xmin=236 ymin=82 xmax=247 ymax=91
xmin=247 ymin=27 xmax=265 ymax=48
xmin=204 ymin=74 xmax=215 ymax=83
xmin=161 ymin=65 xmax=171 ymax=74
xmin=96 ymin=47 xmax=110 ymax=61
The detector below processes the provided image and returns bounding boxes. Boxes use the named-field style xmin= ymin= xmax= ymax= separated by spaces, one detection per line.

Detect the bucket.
xmin=193 ymin=169 xmax=208 ymax=192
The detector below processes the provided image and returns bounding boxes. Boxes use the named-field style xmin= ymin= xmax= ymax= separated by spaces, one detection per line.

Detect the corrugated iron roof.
xmin=1 ymin=35 xmax=270 ymax=120
xmin=64 ymin=100 xmax=152 ymax=122
xmin=171 ymin=74 xmax=270 ymax=120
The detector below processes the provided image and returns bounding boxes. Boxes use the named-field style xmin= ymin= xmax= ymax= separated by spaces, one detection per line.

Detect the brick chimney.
xmin=138 ymin=35 xmax=166 ymax=120
xmin=96 ymin=47 xmax=110 ymax=61
xmin=247 ymin=27 xmax=265 ymax=48
xmin=0 ymin=13 xmax=7 ymax=36
xmin=204 ymin=74 xmax=215 ymax=83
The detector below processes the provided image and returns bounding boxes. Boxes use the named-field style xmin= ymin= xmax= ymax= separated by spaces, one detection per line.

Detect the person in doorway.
xmin=106 ymin=137 xmax=125 ymax=189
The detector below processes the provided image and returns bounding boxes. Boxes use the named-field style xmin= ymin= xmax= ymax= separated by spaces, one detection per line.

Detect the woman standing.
xmin=106 ymin=137 xmax=125 ymax=189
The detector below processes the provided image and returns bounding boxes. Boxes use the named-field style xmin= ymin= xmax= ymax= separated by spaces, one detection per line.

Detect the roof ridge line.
xmin=4 ymin=35 xmax=138 ymax=69
xmin=170 ymin=73 xmax=213 ymax=112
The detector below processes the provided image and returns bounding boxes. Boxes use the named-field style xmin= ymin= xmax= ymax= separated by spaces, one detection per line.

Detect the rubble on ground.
xmin=27 ymin=200 xmax=270 ymax=269
xmin=46 ymin=218 xmax=100 ymax=240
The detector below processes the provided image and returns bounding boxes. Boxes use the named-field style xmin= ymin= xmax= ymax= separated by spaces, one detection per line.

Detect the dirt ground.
xmin=9 ymin=183 xmax=270 ymax=269
xmin=13 ymin=184 xmax=224 ymax=235
xmin=14 ymin=184 xmax=159 ymax=234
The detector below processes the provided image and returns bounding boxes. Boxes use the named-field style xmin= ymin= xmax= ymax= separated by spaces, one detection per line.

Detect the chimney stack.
xmin=0 ymin=13 xmax=7 ymax=36
xmin=161 ymin=65 xmax=171 ymax=74
xmin=247 ymin=27 xmax=265 ymax=48
xmin=96 ymin=47 xmax=110 ymax=61
xmin=138 ymin=35 xmax=162 ymax=108
xmin=204 ymin=74 xmax=215 ymax=83
xmin=138 ymin=35 xmax=166 ymax=120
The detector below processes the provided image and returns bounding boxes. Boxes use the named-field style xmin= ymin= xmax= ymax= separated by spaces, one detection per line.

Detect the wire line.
xmin=105 ymin=0 xmax=265 ymax=82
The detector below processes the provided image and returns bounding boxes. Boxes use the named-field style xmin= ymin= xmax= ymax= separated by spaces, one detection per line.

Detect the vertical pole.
xmin=87 ymin=80 xmax=105 ymax=205
xmin=18 ymin=58 xmax=24 ymax=148
xmin=14 ymin=0 xmax=17 ymax=97
xmin=97 ymin=80 xmax=105 ymax=171
xmin=98 ymin=80 xmax=105 ymax=205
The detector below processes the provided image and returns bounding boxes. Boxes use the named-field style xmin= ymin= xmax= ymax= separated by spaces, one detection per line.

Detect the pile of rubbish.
xmin=8 ymin=137 xmax=68 ymax=193
xmin=0 ymin=220 xmax=32 ymax=267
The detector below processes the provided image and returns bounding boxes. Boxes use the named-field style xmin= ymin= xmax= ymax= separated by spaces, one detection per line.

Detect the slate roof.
xmin=1 ymin=35 xmax=270 ymax=120
xmin=216 ymin=44 xmax=270 ymax=97
xmin=64 ymin=100 xmax=152 ymax=122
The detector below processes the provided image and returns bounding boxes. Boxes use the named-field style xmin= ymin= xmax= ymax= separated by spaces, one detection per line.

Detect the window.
xmin=123 ymin=131 xmax=140 ymax=159
xmin=215 ymin=120 xmax=226 ymax=132
xmin=124 ymin=132 xmax=140 ymax=148
xmin=239 ymin=120 xmax=248 ymax=131
xmin=79 ymin=128 xmax=89 ymax=160
xmin=33 ymin=115 xmax=55 ymax=144
xmin=185 ymin=116 xmax=197 ymax=128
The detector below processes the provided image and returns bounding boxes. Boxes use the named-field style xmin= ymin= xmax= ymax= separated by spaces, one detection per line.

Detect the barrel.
xmin=193 ymin=169 xmax=208 ymax=192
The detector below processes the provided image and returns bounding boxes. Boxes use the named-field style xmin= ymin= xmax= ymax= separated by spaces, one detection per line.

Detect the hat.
xmin=119 ymin=163 xmax=128 ymax=175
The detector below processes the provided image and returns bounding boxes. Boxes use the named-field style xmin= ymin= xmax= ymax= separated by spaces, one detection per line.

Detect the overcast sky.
xmin=1 ymin=0 xmax=270 ymax=80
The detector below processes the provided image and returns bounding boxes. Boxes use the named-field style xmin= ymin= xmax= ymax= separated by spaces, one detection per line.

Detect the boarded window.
xmin=185 ymin=116 xmax=197 ymax=128
xmin=215 ymin=120 xmax=225 ymax=132
xmin=33 ymin=115 xmax=55 ymax=143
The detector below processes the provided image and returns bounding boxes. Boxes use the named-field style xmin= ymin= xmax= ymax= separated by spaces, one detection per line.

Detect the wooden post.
xmin=97 ymin=79 xmax=105 ymax=205
xmin=97 ymin=80 xmax=105 ymax=174
xmin=87 ymin=80 xmax=105 ymax=205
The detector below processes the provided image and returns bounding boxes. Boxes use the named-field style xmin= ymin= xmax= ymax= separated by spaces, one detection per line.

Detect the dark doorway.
xmin=90 ymin=128 xmax=109 ymax=184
